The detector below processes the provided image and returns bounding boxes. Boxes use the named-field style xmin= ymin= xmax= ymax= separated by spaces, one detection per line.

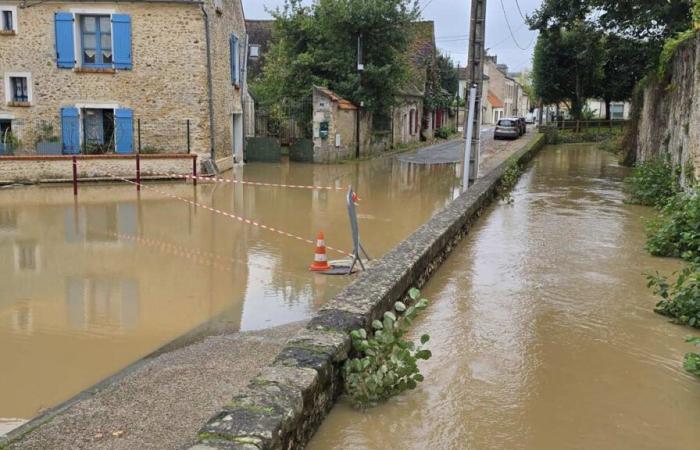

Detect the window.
xmin=611 ymin=104 xmax=625 ymax=120
xmin=80 ymin=15 xmax=112 ymax=67
xmin=0 ymin=119 xmax=11 ymax=154
xmin=10 ymin=77 xmax=28 ymax=102
xmin=14 ymin=241 xmax=39 ymax=271
xmin=249 ymin=44 xmax=260 ymax=58
xmin=0 ymin=6 xmax=16 ymax=33
xmin=83 ymin=108 xmax=115 ymax=148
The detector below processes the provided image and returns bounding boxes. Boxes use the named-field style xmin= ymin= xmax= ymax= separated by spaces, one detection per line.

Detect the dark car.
xmin=494 ymin=118 xmax=520 ymax=140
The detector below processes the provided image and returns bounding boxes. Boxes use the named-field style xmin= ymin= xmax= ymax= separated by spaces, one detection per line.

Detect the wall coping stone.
xmin=0 ymin=154 xmax=197 ymax=161
xmin=192 ymin=134 xmax=546 ymax=449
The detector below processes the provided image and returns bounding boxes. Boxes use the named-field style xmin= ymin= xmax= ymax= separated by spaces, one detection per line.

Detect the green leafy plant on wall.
xmin=684 ymin=336 xmax=700 ymax=377
xmin=646 ymin=190 xmax=700 ymax=263
xmin=343 ymin=288 xmax=431 ymax=408
xmin=624 ymin=157 xmax=679 ymax=208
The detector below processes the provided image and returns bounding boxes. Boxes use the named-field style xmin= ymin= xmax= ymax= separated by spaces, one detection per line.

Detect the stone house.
xmin=0 ymin=0 xmax=249 ymax=172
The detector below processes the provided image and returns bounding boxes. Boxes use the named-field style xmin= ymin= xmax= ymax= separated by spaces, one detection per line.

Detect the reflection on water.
xmin=309 ymin=145 xmax=700 ymax=450
xmin=0 ymin=156 xmax=460 ymax=423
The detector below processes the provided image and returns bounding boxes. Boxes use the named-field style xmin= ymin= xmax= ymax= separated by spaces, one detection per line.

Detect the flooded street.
xmin=309 ymin=145 xmax=700 ymax=450
xmin=0 ymin=156 xmax=460 ymax=423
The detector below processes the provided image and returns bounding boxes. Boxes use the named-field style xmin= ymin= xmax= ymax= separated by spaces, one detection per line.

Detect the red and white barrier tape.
xmin=105 ymin=173 xmax=350 ymax=256
xmin=144 ymin=171 xmax=346 ymax=191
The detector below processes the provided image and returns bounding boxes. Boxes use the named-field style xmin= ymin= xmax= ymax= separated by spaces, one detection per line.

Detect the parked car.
xmin=525 ymin=113 xmax=536 ymax=124
xmin=494 ymin=118 xmax=520 ymax=140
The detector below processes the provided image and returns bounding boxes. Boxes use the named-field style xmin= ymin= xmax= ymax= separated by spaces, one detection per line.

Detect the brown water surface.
xmin=0 ymin=156 xmax=460 ymax=422
xmin=309 ymin=145 xmax=700 ymax=450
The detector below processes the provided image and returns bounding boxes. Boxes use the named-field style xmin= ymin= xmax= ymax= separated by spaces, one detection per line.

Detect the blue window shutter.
xmin=61 ymin=107 xmax=80 ymax=154
xmin=230 ymin=34 xmax=239 ymax=85
xmin=55 ymin=13 xmax=75 ymax=69
xmin=115 ymin=108 xmax=134 ymax=154
xmin=112 ymin=14 xmax=132 ymax=69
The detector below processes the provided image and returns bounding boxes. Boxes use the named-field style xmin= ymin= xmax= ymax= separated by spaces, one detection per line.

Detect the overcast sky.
xmin=242 ymin=0 xmax=541 ymax=72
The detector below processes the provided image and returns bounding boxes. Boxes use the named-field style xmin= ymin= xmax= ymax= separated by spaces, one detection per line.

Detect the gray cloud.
xmin=242 ymin=0 xmax=540 ymax=71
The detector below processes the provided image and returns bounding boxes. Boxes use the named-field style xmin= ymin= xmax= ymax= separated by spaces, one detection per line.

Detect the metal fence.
xmin=0 ymin=117 xmax=194 ymax=156
xmin=244 ymin=98 xmax=313 ymax=145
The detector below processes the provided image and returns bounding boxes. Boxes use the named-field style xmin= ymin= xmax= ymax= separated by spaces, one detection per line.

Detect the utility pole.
xmin=356 ymin=32 xmax=364 ymax=159
xmin=464 ymin=0 xmax=487 ymax=185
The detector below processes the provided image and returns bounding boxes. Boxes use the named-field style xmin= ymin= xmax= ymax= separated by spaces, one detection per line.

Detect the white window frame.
xmin=249 ymin=44 xmax=260 ymax=58
xmin=69 ymin=9 xmax=116 ymax=69
xmin=0 ymin=5 xmax=18 ymax=33
xmin=74 ymin=102 xmax=119 ymax=147
xmin=4 ymin=72 xmax=32 ymax=105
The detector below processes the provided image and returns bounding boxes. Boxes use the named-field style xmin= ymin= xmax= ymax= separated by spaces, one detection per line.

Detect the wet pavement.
xmin=308 ymin=144 xmax=700 ymax=450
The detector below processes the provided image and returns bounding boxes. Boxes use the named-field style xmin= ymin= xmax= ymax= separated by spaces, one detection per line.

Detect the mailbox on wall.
xmin=319 ymin=121 xmax=329 ymax=140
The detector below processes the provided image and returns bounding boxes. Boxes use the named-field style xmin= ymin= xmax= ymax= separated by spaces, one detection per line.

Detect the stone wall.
xmin=0 ymin=0 xmax=246 ymax=164
xmin=0 ymin=154 xmax=195 ymax=183
xmin=190 ymin=134 xmax=546 ymax=450
xmin=392 ymin=97 xmax=422 ymax=146
xmin=312 ymin=87 xmax=356 ymax=163
xmin=635 ymin=32 xmax=700 ymax=184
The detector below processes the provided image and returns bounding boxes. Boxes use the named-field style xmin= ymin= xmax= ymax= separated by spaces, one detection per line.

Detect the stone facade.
xmin=635 ymin=32 xmax=700 ymax=185
xmin=312 ymin=86 xmax=358 ymax=163
xmin=392 ymin=95 xmax=422 ymax=146
xmin=0 ymin=0 xmax=247 ymax=175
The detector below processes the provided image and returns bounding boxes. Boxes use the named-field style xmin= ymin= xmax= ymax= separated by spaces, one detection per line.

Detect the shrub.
xmin=646 ymin=190 xmax=700 ymax=262
xmin=624 ymin=158 xmax=679 ymax=208
xmin=684 ymin=336 xmax=700 ymax=377
xmin=140 ymin=146 xmax=163 ymax=154
xmin=648 ymin=264 xmax=700 ymax=328
xmin=343 ymin=288 xmax=431 ymax=408
xmin=435 ymin=126 xmax=456 ymax=139
xmin=498 ymin=159 xmax=522 ymax=204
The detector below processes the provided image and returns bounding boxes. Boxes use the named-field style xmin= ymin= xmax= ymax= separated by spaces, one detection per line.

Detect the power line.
xmin=515 ymin=0 xmax=528 ymax=22
xmin=419 ymin=0 xmax=436 ymax=14
xmin=498 ymin=0 xmax=535 ymax=51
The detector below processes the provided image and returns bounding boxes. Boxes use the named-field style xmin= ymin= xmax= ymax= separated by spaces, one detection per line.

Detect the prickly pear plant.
xmin=343 ymin=288 xmax=431 ymax=408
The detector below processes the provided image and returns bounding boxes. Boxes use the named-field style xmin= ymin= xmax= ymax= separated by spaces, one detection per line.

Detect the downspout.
xmin=201 ymin=4 xmax=215 ymax=161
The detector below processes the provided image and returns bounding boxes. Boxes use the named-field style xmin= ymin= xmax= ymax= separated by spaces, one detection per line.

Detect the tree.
xmin=597 ymin=35 xmax=655 ymax=120
xmin=251 ymin=0 xmax=420 ymax=116
xmin=435 ymin=53 xmax=459 ymax=96
xmin=532 ymin=24 xmax=603 ymax=119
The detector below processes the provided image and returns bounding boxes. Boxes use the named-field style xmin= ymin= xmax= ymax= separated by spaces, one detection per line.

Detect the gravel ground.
xmin=8 ymin=322 xmax=306 ymax=450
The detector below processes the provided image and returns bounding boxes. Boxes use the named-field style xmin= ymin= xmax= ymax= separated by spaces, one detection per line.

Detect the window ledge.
xmin=74 ymin=67 xmax=116 ymax=74
xmin=7 ymin=101 xmax=30 ymax=108
xmin=0 ymin=30 xmax=16 ymax=36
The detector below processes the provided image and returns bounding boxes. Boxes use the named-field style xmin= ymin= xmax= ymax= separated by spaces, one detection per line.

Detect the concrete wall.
xmin=0 ymin=0 xmax=246 ymax=164
xmin=190 ymin=134 xmax=546 ymax=450
xmin=635 ymin=32 xmax=700 ymax=185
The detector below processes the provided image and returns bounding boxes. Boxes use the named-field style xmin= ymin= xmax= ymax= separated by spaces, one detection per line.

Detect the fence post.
xmin=186 ymin=119 xmax=191 ymax=154
xmin=137 ymin=118 xmax=142 ymax=153
xmin=192 ymin=154 xmax=197 ymax=186
xmin=72 ymin=155 xmax=78 ymax=196
xmin=136 ymin=153 xmax=141 ymax=192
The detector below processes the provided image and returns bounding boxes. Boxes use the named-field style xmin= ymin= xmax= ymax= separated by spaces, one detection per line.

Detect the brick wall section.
xmin=0 ymin=0 xmax=246 ymax=164
xmin=189 ymin=134 xmax=546 ymax=450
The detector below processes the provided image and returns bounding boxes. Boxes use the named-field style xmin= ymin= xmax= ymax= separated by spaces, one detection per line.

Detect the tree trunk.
xmin=604 ymin=99 xmax=611 ymax=121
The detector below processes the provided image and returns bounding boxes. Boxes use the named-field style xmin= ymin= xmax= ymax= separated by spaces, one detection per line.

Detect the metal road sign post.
xmin=347 ymin=186 xmax=370 ymax=275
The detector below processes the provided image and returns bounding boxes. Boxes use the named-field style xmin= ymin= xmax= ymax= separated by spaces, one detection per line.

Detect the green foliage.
xmin=648 ymin=264 xmax=700 ymax=328
xmin=343 ymin=288 xmax=431 ymax=408
xmin=599 ymin=134 xmax=623 ymax=156
xmin=624 ymin=158 xmax=679 ymax=207
xmin=34 ymin=122 xmax=59 ymax=144
xmin=532 ymin=25 xmax=604 ymax=119
xmin=252 ymin=0 xmax=419 ymax=116
xmin=435 ymin=52 xmax=459 ymax=96
xmin=684 ymin=336 xmax=700 ymax=377
xmin=658 ymin=30 xmax=696 ymax=79
xmin=498 ymin=160 xmax=523 ymax=204
xmin=646 ymin=190 xmax=700 ymax=262
xmin=694 ymin=0 xmax=700 ymax=30
xmin=434 ymin=126 xmax=455 ymax=140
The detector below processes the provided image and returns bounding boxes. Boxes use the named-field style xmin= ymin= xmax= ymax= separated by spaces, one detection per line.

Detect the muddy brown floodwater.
xmin=309 ymin=144 xmax=700 ymax=450
xmin=0 ymin=156 xmax=461 ymax=426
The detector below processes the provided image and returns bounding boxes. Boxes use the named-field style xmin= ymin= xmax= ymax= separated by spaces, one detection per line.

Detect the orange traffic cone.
xmin=310 ymin=231 xmax=331 ymax=272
